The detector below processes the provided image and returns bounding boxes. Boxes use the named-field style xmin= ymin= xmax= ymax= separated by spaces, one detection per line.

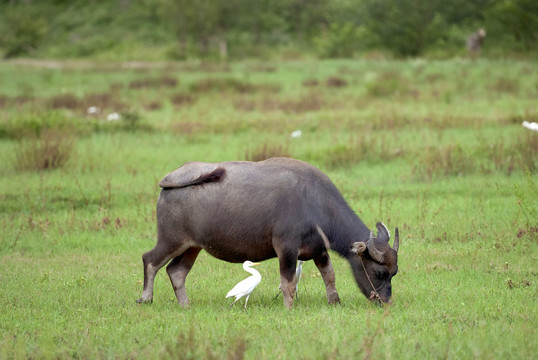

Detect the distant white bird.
xmin=275 ymin=260 xmax=303 ymax=300
xmin=87 ymin=106 xmax=100 ymax=115
xmin=226 ymin=261 xmax=262 ymax=309
xmin=107 ymin=112 xmax=120 ymax=121
xmin=291 ymin=129 xmax=302 ymax=138
xmin=522 ymin=121 xmax=538 ymax=132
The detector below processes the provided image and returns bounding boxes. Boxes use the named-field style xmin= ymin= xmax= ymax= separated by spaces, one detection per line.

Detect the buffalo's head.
xmin=349 ymin=222 xmax=399 ymax=304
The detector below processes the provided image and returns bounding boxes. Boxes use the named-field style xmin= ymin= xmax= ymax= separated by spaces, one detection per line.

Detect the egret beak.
xmin=251 ymin=262 xmax=261 ymax=266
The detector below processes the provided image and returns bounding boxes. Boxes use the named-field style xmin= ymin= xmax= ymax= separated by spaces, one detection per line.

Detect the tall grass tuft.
xmin=170 ymin=121 xmax=206 ymax=139
xmin=191 ymin=78 xmax=254 ymax=94
xmin=321 ymin=135 xmax=398 ymax=169
xmin=1 ymin=111 xmax=78 ymax=139
xmin=416 ymin=144 xmax=474 ymax=180
xmin=156 ymin=328 xmax=247 ymax=360
xmin=491 ymin=77 xmax=520 ymax=95
xmin=14 ymin=129 xmax=75 ymax=171
xmin=416 ymin=132 xmax=537 ymax=180
xmin=50 ymin=94 xmax=80 ymax=110
xmin=244 ymin=143 xmax=290 ymax=162
xmin=262 ymin=92 xmax=324 ymax=113
xmin=514 ymin=170 xmax=538 ymax=241
xmin=326 ymin=77 xmax=348 ymax=88
xmin=128 ymin=76 xmax=178 ymax=89
xmin=170 ymin=93 xmax=196 ymax=107
xmin=365 ymin=71 xmax=409 ymax=98
xmin=191 ymin=78 xmax=280 ymax=94
xmin=514 ymin=132 xmax=538 ymax=172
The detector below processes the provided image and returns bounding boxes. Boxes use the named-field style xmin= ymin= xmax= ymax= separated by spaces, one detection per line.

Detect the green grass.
xmin=0 ymin=58 xmax=537 ymax=359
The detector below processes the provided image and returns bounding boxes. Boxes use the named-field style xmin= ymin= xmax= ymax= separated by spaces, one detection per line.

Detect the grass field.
xmin=0 ymin=58 xmax=537 ymax=359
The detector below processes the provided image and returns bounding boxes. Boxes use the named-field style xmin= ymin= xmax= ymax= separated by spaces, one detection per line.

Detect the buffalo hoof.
xmin=136 ymin=297 xmax=153 ymax=304
xmin=328 ymin=292 xmax=341 ymax=305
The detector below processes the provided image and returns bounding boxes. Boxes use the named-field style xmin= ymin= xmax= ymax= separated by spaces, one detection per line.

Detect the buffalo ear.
xmin=350 ymin=242 xmax=367 ymax=255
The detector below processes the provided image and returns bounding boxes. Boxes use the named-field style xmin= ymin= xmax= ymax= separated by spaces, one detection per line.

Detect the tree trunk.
xmin=219 ymin=37 xmax=228 ymax=60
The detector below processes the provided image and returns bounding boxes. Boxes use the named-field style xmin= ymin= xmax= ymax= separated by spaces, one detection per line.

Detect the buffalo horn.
xmin=376 ymin=222 xmax=390 ymax=243
xmin=367 ymin=231 xmax=384 ymax=263
xmin=393 ymin=227 xmax=399 ymax=253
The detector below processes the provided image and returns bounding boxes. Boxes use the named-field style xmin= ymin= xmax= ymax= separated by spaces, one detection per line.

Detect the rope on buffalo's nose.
xmin=360 ymin=257 xmax=382 ymax=302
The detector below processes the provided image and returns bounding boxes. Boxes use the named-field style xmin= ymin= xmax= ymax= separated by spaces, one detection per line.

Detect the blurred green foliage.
xmin=0 ymin=0 xmax=537 ymax=59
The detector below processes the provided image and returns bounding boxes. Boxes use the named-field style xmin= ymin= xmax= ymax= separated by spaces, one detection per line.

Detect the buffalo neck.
xmin=325 ymin=201 xmax=371 ymax=257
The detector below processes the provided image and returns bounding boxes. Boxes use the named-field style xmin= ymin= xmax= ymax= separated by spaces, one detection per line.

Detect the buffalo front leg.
xmin=278 ymin=256 xmax=299 ymax=309
xmin=166 ymin=247 xmax=201 ymax=306
xmin=137 ymin=243 xmax=185 ymax=304
xmin=314 ymin=252 xmax=341 ymax=305
xmin=279 ymin=272 xmax=297 ymax=309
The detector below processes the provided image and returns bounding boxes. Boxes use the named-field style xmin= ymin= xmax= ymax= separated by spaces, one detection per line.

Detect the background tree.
xmin=361 ymin=0 xmax=446 ymax=57
xmin=486 ymin=0 xmax=538 ymax=51
xmin=1 ymin=0 xmax=537 ymax=59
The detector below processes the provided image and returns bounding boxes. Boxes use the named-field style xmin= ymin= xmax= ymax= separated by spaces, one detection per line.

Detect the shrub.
xmin=0 ymin=5 xmax=48 ymax=58
xmin=50 ymin=94 xmax=80 ymax=110
xmin=115 ymin=111 xmax=150 ymax=132
xmin=144 ymin=101 xmax=163 ymax=111
xmin=491 ymin=77 xmax=520 ymax=95
xmin=170 ymin=93 xmax=196 ymax=107
xmin=322 ymin=143 xmax=363 ymax=168
xmin=416 ymin=144 xmax=475 ymax=180
xmin=365 ymin=71 xmax=409 ymax=98
xmin=13 ymin=129 xmax=75 ymax=171
xmin=318 ymin=135 xmax=398 ymax=169
xmin=513 ymin=132 xmax=538 ymax=173
xmin=314 ymin=22 xmax=363 ymax=58
xmin=0 ymin=111 xmax=80 ymax=139
xmin=326 ymin=77 xmax=348 ymax=88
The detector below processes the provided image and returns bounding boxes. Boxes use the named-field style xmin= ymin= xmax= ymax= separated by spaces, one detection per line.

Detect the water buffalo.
xmin=137 ymin=158 xmax=399 ymax=308
xmin=467 ymin=28 xmax=486 ymax=53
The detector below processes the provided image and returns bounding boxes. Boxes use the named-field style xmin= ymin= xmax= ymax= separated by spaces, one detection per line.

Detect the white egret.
xmin=226 ymin=261 xmax=262 ymax=309
xmin=522 ymin=121 xmax=538 ymax=132
xmin=275 ymin=260 xmax=303 ymax=300
xmin=291 ymin=129 xmax=302 ymax=138
xmin=107 ymin=112 xmax=120 ymax=121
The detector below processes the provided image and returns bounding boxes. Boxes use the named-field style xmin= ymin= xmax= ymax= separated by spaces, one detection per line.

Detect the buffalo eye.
xmin=377 ymin=270 xmax=389 ymax=280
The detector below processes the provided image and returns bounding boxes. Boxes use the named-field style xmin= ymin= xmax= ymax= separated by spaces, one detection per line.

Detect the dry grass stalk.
xmin=14 ymin=129 xmax=75 ymax=171
xmin=245 ymin=143 xmax=290 ymax=162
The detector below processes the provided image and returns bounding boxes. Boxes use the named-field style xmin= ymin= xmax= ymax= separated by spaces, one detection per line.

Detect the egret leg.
xmin=166 ymin=247 xmax=201 ymax=306
xmin=230 ymin=298 xmax=240 ymax=308
xmin=244 ymin=294 xmax=251 ymax=309
xmin=313 ymin=252 xmax=340 ymax=305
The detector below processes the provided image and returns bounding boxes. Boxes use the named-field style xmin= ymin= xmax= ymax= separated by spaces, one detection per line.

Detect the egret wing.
xmin=226 ymin=276 xmax=260 ymax=298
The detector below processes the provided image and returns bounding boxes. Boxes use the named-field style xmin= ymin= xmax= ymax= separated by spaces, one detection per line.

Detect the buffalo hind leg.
xmin=314 ymin=252 xmax=340 ymax=305
xmin=166 ymin=247 xmax=201 ymax=306
xmin=137 ymin=243 xmax=189 ymax=304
